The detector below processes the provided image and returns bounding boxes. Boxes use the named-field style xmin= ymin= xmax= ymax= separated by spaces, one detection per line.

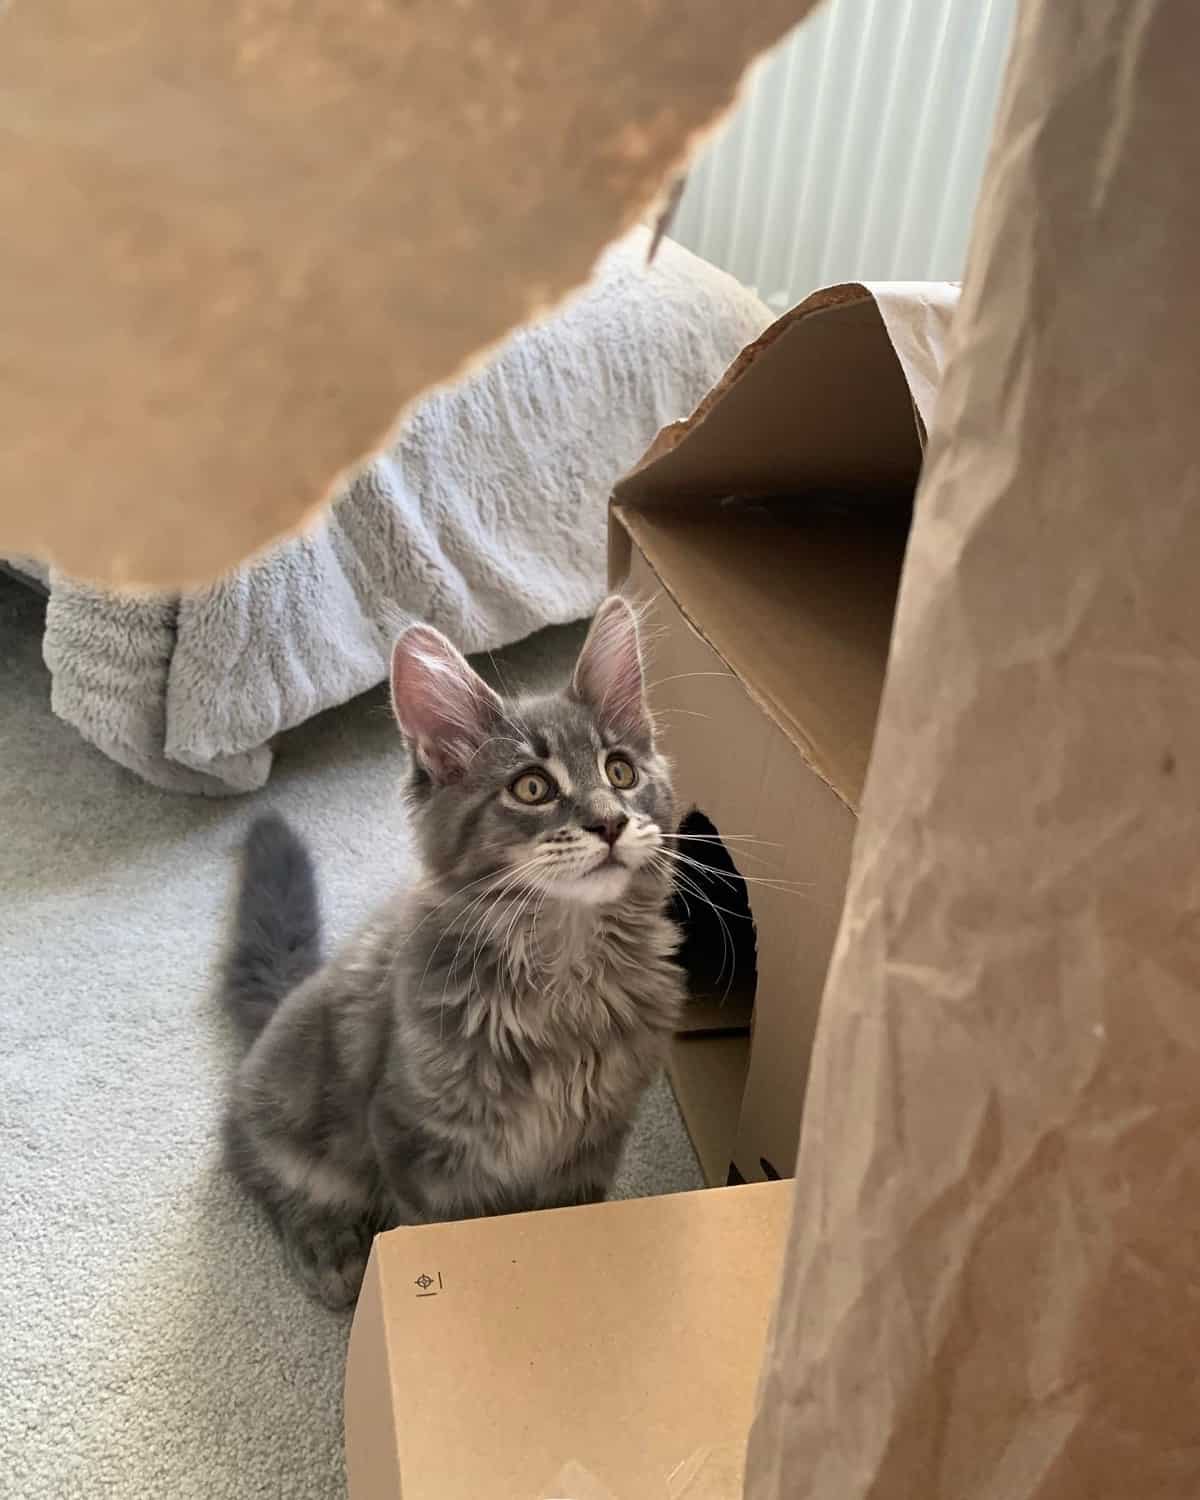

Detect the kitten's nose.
xmin=586 ymin=814 xmax=629 ymax=847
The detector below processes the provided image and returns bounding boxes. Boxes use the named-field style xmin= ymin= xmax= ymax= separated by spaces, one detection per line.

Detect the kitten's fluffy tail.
xmin=222 ymin=813 xmax=322 ymax=1047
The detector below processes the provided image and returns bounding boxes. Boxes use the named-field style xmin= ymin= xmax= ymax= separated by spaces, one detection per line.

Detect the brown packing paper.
xmin=0 ymin=0 xmax=813 ymax=588
xmin=748 ymin=3 xmax=1200 ymax=1498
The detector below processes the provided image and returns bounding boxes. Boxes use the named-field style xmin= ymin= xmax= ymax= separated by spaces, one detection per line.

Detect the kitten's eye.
xmin=510 ymin=769 xmax=557 ymax=805
xmin=605 ymin=755 xmax=638 ymax=790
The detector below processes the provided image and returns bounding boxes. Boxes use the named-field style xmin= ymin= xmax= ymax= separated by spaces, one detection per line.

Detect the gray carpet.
xmin=0 ymin=573 xmax=702 ymax=1500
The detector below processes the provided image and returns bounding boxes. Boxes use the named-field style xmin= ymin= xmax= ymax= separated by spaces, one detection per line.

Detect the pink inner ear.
xmin=390 ymin=625 xmax=501 ymax=780
xmin=572 ymin=597 xmax=649 ymax=739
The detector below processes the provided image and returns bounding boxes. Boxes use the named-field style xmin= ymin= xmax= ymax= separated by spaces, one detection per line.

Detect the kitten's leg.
xmin=367 ymin=1096 xmax=428 ymax=1230
xmin=279 ymin=1206 xmax=376 ymax=1311
xmin=225 ymin=1115 xmax=378 ymax=1310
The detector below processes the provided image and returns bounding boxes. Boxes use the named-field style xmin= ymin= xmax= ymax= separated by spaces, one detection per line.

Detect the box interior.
xmin=619 ymin=501 xmax=908 ymax=807
xmin=622 ymin=507 xmax=908 ymax=1183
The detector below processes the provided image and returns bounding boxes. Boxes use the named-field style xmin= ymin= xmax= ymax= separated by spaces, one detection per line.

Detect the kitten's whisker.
xmin=657 ymin=857 xmax=740 ymax=998
xmin=664 ymin=832 xmax=784 ymax=848
xmin=482 ymin=651 xmax=541 ymax=748
xmin=463 ymin=733 xmax=533 ymax=768
xmin=662 ymin=833 xmax=791 ymax=873
xmin=426 ymin=884 xmax=512 ymax=1039
xmin=651 ymin=854 xmax=738 ymax=1000
xmin=499 ymin=882 xmax=541 ymax=980
xmin=406 ymin=862 xmax=521 ymax=943
xmin=483 ymin=875 xmax=545 ymax=1043
xmin=659 ymin=847 xmax=744 ymax=893
xmin=649 ymin=854 xmax=756 ymax=924
xmin=661 ymin=835 xmax=793 ymax=876
xmin=657 ymin=845 xmax=811 ymax=894
xmin=464 ymin=891 xmax=524 ymax=1036
xmin=402 ymin=863 xmax=524 ymax=1012
xmin=645 ymin=670 xmax=736 ymax=690
xmin=463 ymin=864 xmax=539 ymax=987
xmin=420 ymin=857 xmax=545 ymax=1037
xmin=441 ymin=862 xmax=544 ymax=1039
xmin=484 ymin=650 xmax=522 ymax=705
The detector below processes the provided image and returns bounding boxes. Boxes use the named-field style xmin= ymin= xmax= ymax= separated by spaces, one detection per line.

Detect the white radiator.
xmin=672 ymin=0 xmax=1017 ymax=310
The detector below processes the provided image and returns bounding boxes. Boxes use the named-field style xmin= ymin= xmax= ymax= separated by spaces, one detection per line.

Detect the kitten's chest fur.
xmin=407 ymin=898 xmax=683 ymax=1189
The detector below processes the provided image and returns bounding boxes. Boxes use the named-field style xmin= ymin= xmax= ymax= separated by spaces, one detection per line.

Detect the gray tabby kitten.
xmin=221 ymin=597 xmax=684 ymax=1308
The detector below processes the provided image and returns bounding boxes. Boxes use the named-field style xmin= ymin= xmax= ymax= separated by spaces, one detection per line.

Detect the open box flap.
xmin=613 ymin=282 xmax=957 ymax=514
xmin=610 ymin=285 xmax=957 ymax=809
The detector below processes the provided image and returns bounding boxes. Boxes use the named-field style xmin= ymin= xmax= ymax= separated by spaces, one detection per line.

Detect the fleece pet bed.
xmin=6 ymin=230 xmax=769 ymax=793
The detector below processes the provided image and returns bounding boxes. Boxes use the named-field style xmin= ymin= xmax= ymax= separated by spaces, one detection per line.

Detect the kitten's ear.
xmin=390 ymin=625 xmax=503 ymax=782
xmin=571 ymin=596 xmax=651 ymax=741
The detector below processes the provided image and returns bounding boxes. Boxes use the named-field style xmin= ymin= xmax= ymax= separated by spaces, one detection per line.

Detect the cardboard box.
xmin=343 ymin=1182 xmax=791 ymax=1500
xmin=610 ymin=284 xmax=955 ymax=1185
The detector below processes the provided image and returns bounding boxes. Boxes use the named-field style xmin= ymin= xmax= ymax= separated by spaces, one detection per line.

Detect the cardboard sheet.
xmin=0 ymin=0 xmax=813 ymax=587
xmin=748 ymin=3 xmax=1200 ymax=1496
xmin=343 ymin=1183 xmax=791 ymax=1500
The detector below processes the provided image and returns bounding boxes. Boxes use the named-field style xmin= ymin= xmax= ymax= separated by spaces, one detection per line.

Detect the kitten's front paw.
xmin=309 ymin=1249 xmax=368 ymax=1311
xmin=286 ymin=1223 xmax=371 ymax=1311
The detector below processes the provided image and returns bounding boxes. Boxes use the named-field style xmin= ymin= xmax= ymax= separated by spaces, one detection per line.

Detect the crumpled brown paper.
xmin=747 ymin=1 xmax=1200 ymax=1497
xmin=0 ymin=0 xmax=812 ymax=587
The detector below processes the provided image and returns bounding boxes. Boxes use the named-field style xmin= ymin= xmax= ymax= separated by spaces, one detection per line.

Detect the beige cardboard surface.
xmin=620 ymin=533 xmax=871 ymax=1184
xmin=668 ymin=1035 xmax=752 ymax=1187
xmin=343 ymin=1182 xmax=791 ymax=1500
xmin=679 ymin=999 xmax=755 ymax=1036
xmin=611 ymin=284 xmax=955 ymax=1185
xmin=748 ymin=3 xmax=1200 ymax=1497
xmin=0 ymin=1 xmax=813 ymax=587
xmin=621 ymin=504 xmax=907 ymax=804
xmin=613 ymin=282 xmax=955 ymax=515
